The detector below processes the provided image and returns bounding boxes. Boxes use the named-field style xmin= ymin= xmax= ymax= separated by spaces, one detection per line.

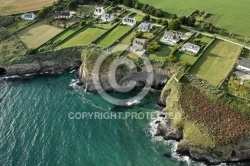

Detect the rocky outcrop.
xmin=78 ymin=62 xmax=171 ymax=92
xmin=0 ymin=59 xmax=81 ymax=77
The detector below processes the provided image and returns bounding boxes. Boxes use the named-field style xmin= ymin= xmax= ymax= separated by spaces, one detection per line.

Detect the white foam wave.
xmin=69 ymin=79 xmax=80 ymax=88
xmin=0 ymin=75 xmax=20 ymax=80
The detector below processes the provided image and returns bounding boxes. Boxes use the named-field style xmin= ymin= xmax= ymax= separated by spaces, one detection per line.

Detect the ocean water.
xmin=0 ymin=72 xmax=247 ymax=166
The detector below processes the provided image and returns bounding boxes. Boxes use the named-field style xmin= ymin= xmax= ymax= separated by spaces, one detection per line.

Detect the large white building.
xmin=122 ymin=16 xmax=136 ymax=26
xmin=237 ymin=57 xmax=250 ymax=73
xmin=160 ymin=31 xmax=182 ymax=46
xmin=101 ymin=13 xmax=115 ymax=23
xmin=94 ymin=6 xmax=105 ymax=16
xmin=21 ymin=12 xmax=36 ymax=21
xmin=179 ymin=42 xmax=200 ymax=55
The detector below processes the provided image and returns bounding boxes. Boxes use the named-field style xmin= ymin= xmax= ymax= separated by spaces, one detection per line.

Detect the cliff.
xmin=156 ymin=76 xmax=250 ymax=165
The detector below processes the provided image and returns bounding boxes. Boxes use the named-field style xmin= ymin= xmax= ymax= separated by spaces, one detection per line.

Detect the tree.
xmin=134 ymin=31 xmax=144 ymax=38
xmin=146 ymin=41 xmax=160 ymax=53
xmin=169 ymin=19 xmax=181 ymax=30
xmin=180 ymin=16 xmax=188 ymax=25
xmin=201 ymin=23 xmax=215 ymax=32
xmin=81 ymin=20 xmax=87 ymax=26
xmin=162 ymin=20 xmax=168 ymax=26
xmin=177 ymin=61 xmax=189 ymax=68
xmin=67 ymin=0 xmax=78 ymax=10
xmin=156 ymin=18 xmax=162 ymax=24
xmin=155 ymin=9 xmax=163 ymax=17
xmin=187 ymin=16 xmax=196 ymax=27
xmin=165 ymin=55 xmax=177 ymax=63
xmin=143 ymin=15 xmax=150 ymax=21
xmin=171 ymin=14 xmax=177 ymax=19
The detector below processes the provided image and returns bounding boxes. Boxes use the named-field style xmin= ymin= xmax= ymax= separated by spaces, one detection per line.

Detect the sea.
xmin=0 ymin=72 xmax=248 ymax=166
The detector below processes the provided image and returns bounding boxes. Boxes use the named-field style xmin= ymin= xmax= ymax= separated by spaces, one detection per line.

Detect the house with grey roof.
xmin=132 ymin=38 xmax=147 ymax=51
xmin=160 ymin=31 xmax=182 ymax=45
xmin=179 ymin=42 xmax=200 ymax=55
xmin=94 ymin=6 xmax=105 ymax=16
xmin=55 ymin=11 xmax=71 ymax=19
xmin=21 ymin=12 xmax=36 ymax=21
xmin=101 ymin=13 xmax=115 ymax=23
xmin=137 ymin=22 xmax=153 ymax=32
xmin=122 ymin=16 xmax=136 ymax=26
xmin=237 ymin=57 xmax=250 ymax=73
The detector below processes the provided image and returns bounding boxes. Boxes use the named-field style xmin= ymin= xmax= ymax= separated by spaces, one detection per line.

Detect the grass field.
xmin=190 ymin=39 xmax=242 ymax=86
xmin=96 ymin=25 xmax=133 ymax=48
xmin=18 ymin=20 xmax=63 ymax=48
xmin=148 ymin=45 xmax=173 ymax=62
xmin=0 ymin=0 xmax=55 ymax=15
xmin=140 ymin=0 xmax=250 ymax=39
xmin=60 ymin=25 xmax=108 ymax=48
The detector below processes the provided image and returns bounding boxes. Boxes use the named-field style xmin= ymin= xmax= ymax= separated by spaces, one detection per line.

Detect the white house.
xmin=94 ymin=6 xmax=105 ymax=16
xmin=179 ymin=42 xmax=200 ymax=55
xmin=55 ymin=11 xmax=71 ymax=19
xmin=160 ymin=31 xmax=182 ymax=46
xmin=137 ymin=22 xmax=153 ymax=32
xmin=101 ymin=13 xmax=115 ymax=23
xmin=122 ymin=16 xmax=136 ymax=26
xmin=132 ymin=38 xmax=147 ymax=51
xmin=237 ymin=58 xmax=250 ymax=73
xmin=21 ymin=12 xmax=36 ymax=21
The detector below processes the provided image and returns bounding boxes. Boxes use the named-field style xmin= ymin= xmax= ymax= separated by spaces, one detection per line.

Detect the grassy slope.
xmin=97 ymin=25 xmax=133 ymax=48
xmin=140 ymin=0 xmax=250 ymax=38
xmin=60 ymin=26 xmax=107 ymax=47
xmin=190 ymin=39 xmax=241 ymax=86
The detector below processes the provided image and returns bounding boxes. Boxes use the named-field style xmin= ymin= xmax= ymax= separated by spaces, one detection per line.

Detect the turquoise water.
xmin=0 ymin=72 xmax=247 ymax=166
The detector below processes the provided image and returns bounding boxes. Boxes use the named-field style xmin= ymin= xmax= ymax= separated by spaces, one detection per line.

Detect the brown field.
xmin=18 ymin=20 xmax=63 ymax=48
xmin=0 ymin=0 xmax=55 ymax=15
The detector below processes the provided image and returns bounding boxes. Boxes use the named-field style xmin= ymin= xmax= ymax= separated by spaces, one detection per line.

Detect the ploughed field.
xmin=0 ymin=0 xmax=55 ymax=15
xmin=18 ymin=20 xmax=63 ymax=49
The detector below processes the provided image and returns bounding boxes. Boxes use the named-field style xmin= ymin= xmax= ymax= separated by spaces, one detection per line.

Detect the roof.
xmin=238 ymin=57 xmax=250 ymax=69
xmin=22 ymin=13 xmax=35 ymax=18
xmin=132 ymin=38 xmax=147 ymax=50
xmin=182 ymin=42 xmax=200 ymax=53
xmin=95 ymin=6 xmax=104 ymax=13
xmin=55 ymin=11 xmax=70 ymax=17
xmin=137 ymin=22 xmax=152 ymax=31
xmin=123 ymin=17 xmax=136 ymax=23
xmin=164 ymin=31 xmax=180 ymax=39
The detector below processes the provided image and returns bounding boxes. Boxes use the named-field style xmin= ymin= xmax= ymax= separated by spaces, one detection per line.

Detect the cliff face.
xmin=78 ymin=62 xmax=172 ymax=92
xmin=156 ymin=76 xmax=250 ymax=165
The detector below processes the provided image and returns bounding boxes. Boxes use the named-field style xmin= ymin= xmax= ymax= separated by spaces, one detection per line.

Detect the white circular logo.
xmin=92 ymin=44 xmax=154 ymax=106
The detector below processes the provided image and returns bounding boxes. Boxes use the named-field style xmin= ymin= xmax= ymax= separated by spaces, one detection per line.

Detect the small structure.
xmin=237 ymin=57 xmax=250 ymax=73
xmin=137 ymin=22 xmax=153 ymax=32
xmin=160 ymin=31 xmax=182 ymax=45
xmin=179 ymin=42 xmax=200 ymax=55
xmin=131 ymin=38 xmax=147 ymax=51
xmin=122 ymin=16 xmax=136 ymax=26
xmin=101 ymin=13 xmax=115 ymax=23
xmin=21 ymin=12 xmax=36 ymax=21
xmin=94 ymin=6 xmax=105 ymax=16
xmin=55 ymin=11 xmax=71 ymax=19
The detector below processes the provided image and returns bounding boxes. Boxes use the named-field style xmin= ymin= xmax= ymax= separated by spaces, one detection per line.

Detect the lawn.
xmin=96 ymin=25 xmax=133 ymax=48
xmin=140 ymin=0 xmax=250 ymax=39
xmin=18 ymin=20 xmax=63 ymax=49
xmin=0 ymin=0 xmax=55 ymax=15
xmin=60 ymin=25 xmax=108 ymax=48
xmin=5 ymin=20 xmax=31 ymax=33
xmin=124 ymin=51 xmax=139 ymax=60
xmin=190 ymin=39 xmax=242 ymax=86
xmin=148 ymin=44 xmax=173 ymax=62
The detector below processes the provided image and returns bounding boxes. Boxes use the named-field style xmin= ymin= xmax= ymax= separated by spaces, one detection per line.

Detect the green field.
xmin=148 ymin=45 xmax=173 ymax=62
xmin=60 ymin=25 xmax=108 ymax=48
xmin=190 ymin=39 xmax=242 ymax=86
xmin=96 ymin=25 xmax=133 ymax=48
xmin=140 ymin=0 xmax=250 ymax=39
xmin=51 ymin=25 xmax=81 ymax=44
